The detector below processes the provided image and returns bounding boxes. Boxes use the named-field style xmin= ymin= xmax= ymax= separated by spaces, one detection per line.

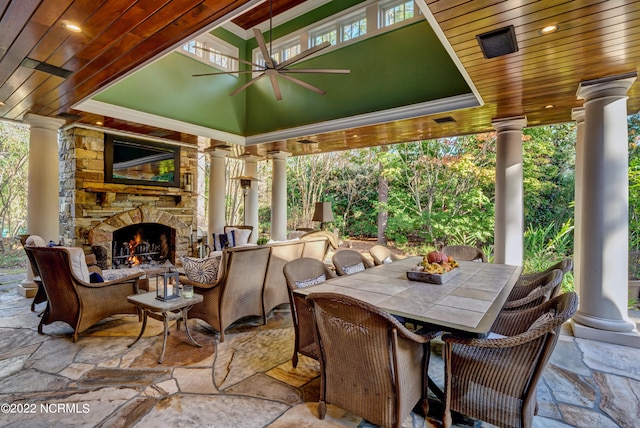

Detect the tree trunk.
xmin=377 ymin=148 xmax=388 ymax=244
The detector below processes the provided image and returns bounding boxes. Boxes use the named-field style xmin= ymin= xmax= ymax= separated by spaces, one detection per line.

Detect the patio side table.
xmin=127 ymin=291 xmax=203 ymax=363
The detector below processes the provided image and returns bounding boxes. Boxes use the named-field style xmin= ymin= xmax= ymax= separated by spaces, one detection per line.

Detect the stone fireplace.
xmin=59 ymin=127 xmax=198 ymax=265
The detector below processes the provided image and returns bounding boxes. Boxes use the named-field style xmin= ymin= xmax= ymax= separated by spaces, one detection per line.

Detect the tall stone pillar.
xmin=242 ymin=155 xmax=261 ymax=243
xmin=270 ymin=151 xmax=290 ymax=241
xmin=492 ymin=116 xmax=527 ymax=266
xmin=573 ymin=73 xmax=639 ymax=347
xmin=571 ymin=108 xmax=585 ymax=304
xmin=22 ymin=114 xmax=65 ymax=297
xmin=207 ymin=149 xmax=228 ymax=243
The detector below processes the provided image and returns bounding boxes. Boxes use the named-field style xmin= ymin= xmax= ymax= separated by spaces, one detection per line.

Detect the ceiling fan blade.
xmin=229 ymin=72 xmax=265 ymax=96
xmin=192 ymin=70 xmax=261 ymax=77
xmin=253 ymin=28 xmax=275 ymax=69
xmin=276 ymin=41 xmax=331 ymax=70
xmin=269 ymin=73 xmax=282 ymax=101
xmin=278 ymin=73 xmax=325 ymax=95
xmin=280 ymin=68 xmax=350 ymax=74
xmin=198 ymin=46 xmax=262 ymax=69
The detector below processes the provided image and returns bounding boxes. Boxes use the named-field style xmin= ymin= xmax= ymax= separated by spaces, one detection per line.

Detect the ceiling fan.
xmin=191 ymin=1 xmax=350 ymax=101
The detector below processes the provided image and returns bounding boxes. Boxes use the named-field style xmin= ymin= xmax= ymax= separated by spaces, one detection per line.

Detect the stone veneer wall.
xmin=59 ymin=127 xmax=198 ymax=264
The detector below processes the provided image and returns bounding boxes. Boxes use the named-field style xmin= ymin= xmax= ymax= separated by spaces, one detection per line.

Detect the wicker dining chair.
xmin=332 ymin=249 xmax=374 ymax=276
xmin=442 ymin=291 xmax=578 ymax=428
xmin=306 ymin=292 xmax=438 ymax=428
xmin=283 ymin=258 xmax=335 ymax=367
xmin=516 ymin=258 xmax=573 ymax=287
xmin=25 ymin=246 xmax=144 ymax=342
xmin=369 ymin=244 xmax=400 ymax=266
xmin=441 ymin=245 xmax=487 ymax=262
xmin=503 ymin=269 xmax=564 ymax=311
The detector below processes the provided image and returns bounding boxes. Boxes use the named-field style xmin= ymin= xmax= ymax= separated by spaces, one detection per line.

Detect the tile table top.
xmin=295 ymin=257 xmax=522 ymax=337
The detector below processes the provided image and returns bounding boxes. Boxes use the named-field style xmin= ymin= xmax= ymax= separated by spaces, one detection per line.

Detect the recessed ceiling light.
xmin=0 ymin=101 xmax=5 ymax=106
xmin=540 ymin=25 xmax=558 ymax=35
xmin=544 ymin=104 xmax=555 ymax=109
xmin=64 ymin=23 xmax=82 ymax=33
xmin=95 ymin=121 xmax=103 ymax=126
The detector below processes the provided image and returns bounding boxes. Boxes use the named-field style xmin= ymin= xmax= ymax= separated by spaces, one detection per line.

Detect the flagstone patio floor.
xmin=1 ymin=270 xmax=639 ymax=428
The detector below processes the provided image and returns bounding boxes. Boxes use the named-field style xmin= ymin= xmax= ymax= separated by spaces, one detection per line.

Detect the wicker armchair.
xmin=332 ymin=249 xmax=374 ymax=276
xmin=283 ymin=258 xmax=335 ymax=367
xmin=180 ymin=245 xmax=271 ymax=342
xmin=442 ymin=292 xmax=578 ymax=428
xmin=306 ymin=292 xmax=438 ymax=428
xmin=25 ymin=246 xmax=144 ymax=342
xmin=516 ymin=258 xmax=573 ymax=287
xmin=441 ymin=245 xmax=487 ymax=262
xmin=19 ymin=234 xmax=47 ymax=312
xmin=503 ymin=269 xmax=563 ymax=311
xmin=369 ymin=244 xmax=400 ymax=266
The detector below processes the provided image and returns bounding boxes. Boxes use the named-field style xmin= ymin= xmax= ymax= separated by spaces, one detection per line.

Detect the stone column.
xmin=242 ymin=155 xmax=262 ymax=243
xmin=573 ymin=73 xmax=639 ymax=347
xmin=21 ymin=114 xmax=65 ymax=297
xmin=207 ymin=149 xmax=228 ymax=244
xmin=492 ymin=116 xmax=527 ymax=266
xmin=270 ymin=151 xmax=290 ymax=241
xmin=571 ymin=108 xmax=585 ymax=304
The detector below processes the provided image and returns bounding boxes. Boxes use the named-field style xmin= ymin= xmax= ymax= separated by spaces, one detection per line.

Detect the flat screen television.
xmin=104 ymin=134 xmax=180 ymax=187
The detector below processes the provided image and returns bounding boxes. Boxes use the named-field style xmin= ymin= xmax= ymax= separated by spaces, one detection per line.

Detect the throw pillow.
xmin=528 ymin=309 xmax=556 ymax=332
xmin=181 ymin=255 xmax=221 ymax=283
xmin=295 ymin=274 xmax=327 ymax=288
xmin=89 ymin=272 xmax=104 ymax=283
xmin=228 ymin=228 xmax=251 ymax=245
xmin=343 ymin=262 xmax=366 ymax=275
xmin=382 ymin=256 xmax=393 ymax=264
xmin=213 ymin=231 xmax=236 ymax=251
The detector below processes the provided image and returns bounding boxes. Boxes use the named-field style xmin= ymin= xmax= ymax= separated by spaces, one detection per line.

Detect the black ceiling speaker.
xmin=21 ymin=57 xmax=73 ymax=78
xmin=476 ymin=25 xmax=518 ymax=59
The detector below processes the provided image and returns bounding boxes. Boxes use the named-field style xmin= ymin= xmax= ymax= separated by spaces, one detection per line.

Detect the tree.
xmin=0 ymin=121 xmax=29 ymax=251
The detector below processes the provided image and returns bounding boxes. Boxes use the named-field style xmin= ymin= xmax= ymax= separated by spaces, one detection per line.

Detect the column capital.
xmin=206 ymin=147 xmax=230 ymax=158
xmin=491 ymin=116 xmax=527 ymax=132
xmin=571 ymin=107 xmax=585 ymax=122
xmin=24 ymin=114 xmax=66 ymax=130
xmin=269 ymin=151 xmax=291 ymax=160
xmin=577 ymin=72 xmax=636 ymax=101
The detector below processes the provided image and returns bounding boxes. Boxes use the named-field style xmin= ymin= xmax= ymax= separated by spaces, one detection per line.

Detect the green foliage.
xmin=0 ymin=121 xmax=29 ymax=249
xmin=523 ymin=219 xmax=574 ymax=292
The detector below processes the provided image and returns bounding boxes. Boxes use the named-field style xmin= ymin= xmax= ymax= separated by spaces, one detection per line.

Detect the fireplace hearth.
xmin=112 ymin=223 xmax=175 ymax=268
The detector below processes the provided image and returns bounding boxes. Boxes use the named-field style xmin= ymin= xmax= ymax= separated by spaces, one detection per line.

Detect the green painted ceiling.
xmin=92 ymin=1 xmax=471 ymax=139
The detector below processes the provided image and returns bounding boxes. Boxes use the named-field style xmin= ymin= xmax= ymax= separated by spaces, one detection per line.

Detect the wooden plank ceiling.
xmin=0 ymin=0 xmax=639 ymax=157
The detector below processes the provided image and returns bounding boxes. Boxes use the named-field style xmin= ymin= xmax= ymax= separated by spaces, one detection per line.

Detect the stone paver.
xmin=1 ymin=269 xmax=640 ymax=427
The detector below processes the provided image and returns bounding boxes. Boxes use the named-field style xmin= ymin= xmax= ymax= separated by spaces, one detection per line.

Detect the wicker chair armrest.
xmin=442 ymin=327 xmax=555 ymax=349
xmin=78 ymin=272 xmax=144 ymax=288
xmin=179 ymin=275 xmax=222 ymax=290
xmin=394 ymin=321 xmax=439 ymax=343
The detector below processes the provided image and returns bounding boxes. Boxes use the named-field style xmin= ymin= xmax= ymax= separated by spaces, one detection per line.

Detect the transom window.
xmin=382 ymin=0 xmax=415 ymax=27
xmin=179 ymin=34 xmax=238 ymax=73
xmin=252 ymin=0 xmax=420 ymax=73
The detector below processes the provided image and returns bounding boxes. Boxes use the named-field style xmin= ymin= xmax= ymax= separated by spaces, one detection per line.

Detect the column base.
xmin=17 ymin=284 xmax=37 ymax=298
xmin=572 ymin=319 xmax=640 ymax=348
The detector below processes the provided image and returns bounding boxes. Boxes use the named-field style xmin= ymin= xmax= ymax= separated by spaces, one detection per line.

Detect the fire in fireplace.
xmin=112 ymin=223 xmax=175 ymax=268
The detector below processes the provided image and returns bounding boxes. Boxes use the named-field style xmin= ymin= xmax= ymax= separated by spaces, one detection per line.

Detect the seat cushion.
xmin=65 ymin=247 xmax=91 ymax=283
xmin=343 ymin=262 xmax=366 ymax=275
xmin=181 ymin=256 xmax=222 ymax=283
xmin=295 ymin=274 xmax=327 ymax=289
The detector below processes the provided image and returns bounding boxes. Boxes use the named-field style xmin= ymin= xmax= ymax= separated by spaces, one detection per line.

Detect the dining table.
xmin=294 ymin=256 xmax=523 ymax=337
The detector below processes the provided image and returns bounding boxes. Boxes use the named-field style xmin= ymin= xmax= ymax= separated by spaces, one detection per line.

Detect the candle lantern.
xmin=156 ymin=271 xmax=180 ymax=301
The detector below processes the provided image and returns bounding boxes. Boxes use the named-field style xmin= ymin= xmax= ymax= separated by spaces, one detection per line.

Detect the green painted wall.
xmin=244 ymin=21 xmax=470 ymax=135
xmin=92 ymin=4 xmax=471 ymax=138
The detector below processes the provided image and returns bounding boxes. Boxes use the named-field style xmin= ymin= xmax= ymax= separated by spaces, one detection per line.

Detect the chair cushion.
xmin=382 ymin=256 xmax=393 ymax=264
xmin=181 ymin=256 xmax=222 ymax=283
xmin=25 ymin=235 xmax=47 ymax=247
xmin=66 ymin=247 xmax=91 ymax=283
xmin=343 ymin=262 xmax=366 ymax=275
xmin=295 ymin=274 xmax=327 ymax=289
xmin=227 ymin=228 xmax=251 ymax=245
xmin=528 ymin=310 xmax=556 ymax=331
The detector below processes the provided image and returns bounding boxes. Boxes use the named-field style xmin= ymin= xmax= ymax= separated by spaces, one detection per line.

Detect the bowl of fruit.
xmin=407 ymin=250 xmax=460 ymax=284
